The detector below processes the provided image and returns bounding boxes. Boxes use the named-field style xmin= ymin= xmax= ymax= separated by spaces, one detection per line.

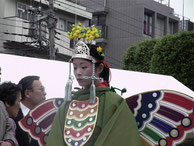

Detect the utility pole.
xmin=182 ymin=0 xmax=185 ymax=30
xmin=48 ymin=0 xmax=56 ymax=60
xmin=168 ymin=0 xmax=170 ymax=6
xmin=0 ymin=67 xmax=1 ymax=83
xmin=28 ymin=0 xmax=56 ymax=59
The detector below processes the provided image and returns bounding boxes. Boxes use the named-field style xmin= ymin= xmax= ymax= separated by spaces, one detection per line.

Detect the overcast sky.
xmin=170 ymin=0 xmax=194 ymax=21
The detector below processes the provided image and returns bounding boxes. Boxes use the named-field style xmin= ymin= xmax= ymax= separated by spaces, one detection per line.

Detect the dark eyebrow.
xmin=73 ymin=62 xmax=88 ymax=66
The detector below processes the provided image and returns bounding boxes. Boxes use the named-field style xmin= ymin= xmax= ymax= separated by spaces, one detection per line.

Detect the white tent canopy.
xmin=0 ymin=54 xmax=193 ymax=99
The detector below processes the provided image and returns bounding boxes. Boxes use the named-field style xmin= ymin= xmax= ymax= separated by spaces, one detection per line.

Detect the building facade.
xmin=80 ymin=0 xmax=180 ymax=68
xmin=0 ymin=0 xmax=181 ymax=67
xmin=0 ymin=0 xmax=92 ymax=61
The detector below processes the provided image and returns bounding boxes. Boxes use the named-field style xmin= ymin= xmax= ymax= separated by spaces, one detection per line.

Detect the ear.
xmin=96 ymin=63 xmax=104 ymax=75
xmin=25 ymin=89 xmax=31 ymax=99
xmin=5 ymin=102 xmax=10 ymax=108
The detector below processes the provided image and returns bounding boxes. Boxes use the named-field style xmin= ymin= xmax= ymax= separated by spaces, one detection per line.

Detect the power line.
xmin=54 ymin=2 xmax=142 ymax=38
xmin=54 ymin=0 xmax=172 ymax=40
xmin=35 ymin=1 xmax=174 ymax=36
xmin=0 ymin=38 xmax=36 ymax=44
xmin=55 ymin=29 xmax=71 ymax=40
xmin=0 ymin=22 xmax=35 ymax=30
xmin=0 ymin=17 xmax=33 ymax=23
xmin=54 ymin=37 xmax=122 ymax=67
xmin=55 ymin=37 xmax=70 ymax=45
xmin=40 ymin=31 xmax=74 ymax=52
xmin=0 ymin=45 xmax=38 ymax=50
xmin=55 ymin=40 xmax=121 ymax=67
xmin=0 ymin=0 xmax=169 ymax=66
xmin=2 ymin=2 xmax=146 ymax=44
xmin=52 ymin=3 xmax=163 ymax=65
xmin=0 ymin=31 xmax=35 ymax=37
xmin=0 ymin=22 xmax=49 ymax=38
xmin=0 ymin=27 xmax=122 ymax=67
xmin=0 ymin=24 xmax=72 ymax=54
xmin=55 ymin=42 xmax=74 ymax=52
xmin=46 ymin=2 xmax=127 ymax=65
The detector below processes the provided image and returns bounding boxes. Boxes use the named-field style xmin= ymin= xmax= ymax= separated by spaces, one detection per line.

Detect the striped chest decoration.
xmin=64 ymin=97 xmax=99 ymax=146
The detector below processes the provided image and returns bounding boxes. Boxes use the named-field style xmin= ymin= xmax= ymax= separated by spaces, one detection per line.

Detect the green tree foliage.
xmin=122 ymin=31 xmax=194 ymax=90
xmin=122 ymin=39 xmax=157 ymax=72
xmin=150 ymin=31 xmax=194 ymax=90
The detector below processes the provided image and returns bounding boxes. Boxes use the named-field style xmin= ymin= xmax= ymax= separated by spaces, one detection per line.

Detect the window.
xmin=144 ymin=13 xmax=152 ymax=36
xmin=157 ymin=17 xmax=165 ymax=36
xmin=91 ymin=14 xmax=106 ymax=26
xmin=169 ymin=21 xmax=177 ymax=34
xmin=17 ymin=3 xmax=29 ymax=20
xmin=67 ymin=21 xmax=74 ymax=48
xmin=57 ymin=18 xmax=67 ymax=31
xmin=91 ymin=14 xmax=107 ymax=38
xmin=98 ymin=15 xmax=106 ymax=25
xmin=91 ymin=16 xmax=98 ymax=25
xmin=67 ymin=21 xmax=74 ymax=32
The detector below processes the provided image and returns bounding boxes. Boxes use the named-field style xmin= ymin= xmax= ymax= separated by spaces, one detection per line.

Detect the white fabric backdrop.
xmin=0 ymin=54 xmax=193 ymax=99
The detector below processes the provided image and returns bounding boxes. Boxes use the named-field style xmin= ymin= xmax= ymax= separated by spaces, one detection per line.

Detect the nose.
xmin=75 ymin=68 xmax=82 ymax=76
xmin=41 ymin=86 xmax=46 ymax=96
xmin=42 ymin=90 xmax=46 ymax=98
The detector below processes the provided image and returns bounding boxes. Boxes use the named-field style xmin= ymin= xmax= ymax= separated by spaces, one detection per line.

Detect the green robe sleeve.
xmin=95 ymin=100 xmax=142 ymax=146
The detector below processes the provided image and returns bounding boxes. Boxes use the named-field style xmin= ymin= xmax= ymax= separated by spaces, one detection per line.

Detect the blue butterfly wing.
xmin=126 ymin=90 xmax=194 ymax=146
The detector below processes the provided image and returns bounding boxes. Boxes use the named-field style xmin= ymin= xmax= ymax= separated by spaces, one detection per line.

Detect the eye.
xmin=74 ymin=67 xmax=77 ymax=70
xmin=40 ymin=86 xmax=45 ymax=91
xmin=81 ymin=66 xmax=87 ymax=69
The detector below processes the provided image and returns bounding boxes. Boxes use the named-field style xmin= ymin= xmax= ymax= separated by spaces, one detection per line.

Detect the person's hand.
xmin=0 ymin=141 xmax=12 ymax=146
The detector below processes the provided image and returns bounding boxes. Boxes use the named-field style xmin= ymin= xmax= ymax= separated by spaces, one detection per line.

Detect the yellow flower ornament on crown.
xmin=68 ymin=22 xmax=104 ymax=61
xmin=97 ymin=46 xmax=104 ymax=57
xmin=68 ymin=22 xmax=101 ymax=42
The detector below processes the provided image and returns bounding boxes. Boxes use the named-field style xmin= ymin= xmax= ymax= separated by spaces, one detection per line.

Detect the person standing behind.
xmin=0 ymin=81 xmax=22 ymax=146
xmin=13 ymin=75 xmax=46 ymax=146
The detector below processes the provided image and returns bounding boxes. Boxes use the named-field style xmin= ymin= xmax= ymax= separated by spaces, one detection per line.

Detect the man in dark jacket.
xmin=13 ymin=76 xmax=46 ymax=146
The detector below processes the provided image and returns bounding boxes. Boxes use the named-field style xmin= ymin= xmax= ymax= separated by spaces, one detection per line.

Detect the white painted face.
xmin=73 ymin=58 xmax=101 ymax=89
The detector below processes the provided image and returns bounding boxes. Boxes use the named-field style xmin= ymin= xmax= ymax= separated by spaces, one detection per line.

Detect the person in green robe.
xmin=47 ymin=26 xmax=141 ymax=146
